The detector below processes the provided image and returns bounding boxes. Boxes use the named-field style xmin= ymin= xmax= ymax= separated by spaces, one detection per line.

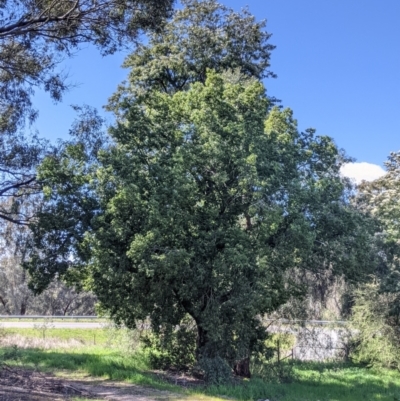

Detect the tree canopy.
xmin=0 ymin=0 xmax=173 ymax=225
xmin=24 ymin=0 xmax=379 ymax=378
xmin=0 ymin=0 xmax=173 ymax=135
xmin=26 ymin=71 xmax=375 ymax=375
xmin=97 ymin=71 xmax=372 ymax=369
xmin=108 ymin=0 xmax=276 ymax=112
xmin=26 ymin=0 xmax=279 ymax=290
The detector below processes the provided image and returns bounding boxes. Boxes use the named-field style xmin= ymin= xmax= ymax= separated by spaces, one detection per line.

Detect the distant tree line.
xmin=0 ymin=215 xmax=95 ymax=315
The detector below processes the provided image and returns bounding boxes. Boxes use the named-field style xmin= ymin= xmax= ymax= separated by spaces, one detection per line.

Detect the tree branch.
xmin=0 ymin=176 xmax=36 ymax=197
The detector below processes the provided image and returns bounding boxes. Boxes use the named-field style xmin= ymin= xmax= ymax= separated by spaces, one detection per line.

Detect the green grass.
xmin=1 ymin=328 xmax=400 ymax=401
xmin=0 ymin=318 xmax=106 ymax=323
xmin=205 ymin=362 xmax=400 ymax=401
xmin=2 ymin=327 xmax=109 ymax=345
xmin=0 ymin=344 xmax=181 ymax=392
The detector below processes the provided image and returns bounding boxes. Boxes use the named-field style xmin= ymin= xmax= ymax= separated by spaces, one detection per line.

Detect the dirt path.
xmin=0 ymin=379 xmax=190 ymax=401
xmin=0 ymin=380 xmax=203 ymax=401
xmin=65 ymin=378 xmax=189 ymax=400
xmin=0 ymin=385 xmax=67 ymax=400
xmin=0 ymin=366 xmax=215 ymax=401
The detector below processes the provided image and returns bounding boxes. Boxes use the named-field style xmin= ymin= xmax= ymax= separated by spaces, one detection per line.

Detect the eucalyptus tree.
xmin=0 ymin=0 xmax=173 ymax=135
xmin=0 ymin=0 xmax=173 ymax=225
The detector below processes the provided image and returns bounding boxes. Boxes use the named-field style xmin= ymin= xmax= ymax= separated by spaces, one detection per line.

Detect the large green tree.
xmin=26 ymin=0 xmax=278 ymax=292
xmin=26 ymin=0 xmax=377 ymax=377
xmin=27 ymin=72 xmax=373 ymax=375
xmin=95 ymin=73 xmax=294 ymax=374
xmin=96 ymin=70 xmax=375 ymax=366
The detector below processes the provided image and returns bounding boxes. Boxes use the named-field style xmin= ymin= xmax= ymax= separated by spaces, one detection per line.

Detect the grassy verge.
xmin=2 ymin=328 xmax=109 ymax=345
xmin=0 ymin=345 xmax=180 ymax=391
xmin=205 ymin=362 xmax=400 ymax=401
xmin=0 ymin=344 xmax=226 ymax=401
xmin=1 ymin=329 xmax=400 ymax=401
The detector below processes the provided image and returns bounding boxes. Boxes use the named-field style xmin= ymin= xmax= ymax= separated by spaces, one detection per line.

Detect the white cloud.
xmin=340 ymin=162 xmax=386 ymax=184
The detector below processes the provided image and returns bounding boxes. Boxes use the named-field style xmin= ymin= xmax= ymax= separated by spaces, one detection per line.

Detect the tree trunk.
xmin=196 ymin=324 xmax=208 ymax=360
xmin=20 ymin=300 xmax=26 ymax=315
xmin=233 ymin=357 xmax=251 ymax=378
xmin=0 ymin=295 xmax=10 ymax=315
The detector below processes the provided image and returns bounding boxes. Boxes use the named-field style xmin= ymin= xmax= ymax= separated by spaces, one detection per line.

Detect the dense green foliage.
xmin=351 ymin=282 xmax=400 ymax=369
xmin=94 ymin=70 xmax=373 ymax=372
xmin=25 ymin=0 xmax=380 ymax=378
xmin=27 ymin=70 xmax=375 ymax=376
xmin=26 ymin=0 xmax=277 ymax=292
xmin=349 ymin=153 xmax=400 ymax=368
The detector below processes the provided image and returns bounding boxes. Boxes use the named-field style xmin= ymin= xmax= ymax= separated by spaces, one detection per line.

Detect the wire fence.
xmin=0 ymin=315 xmax=99 ymax=320
xmin=0 ymin=316 xmax=353 ymax=361
xmin=263 ymin=319 xmax=354 ymax=362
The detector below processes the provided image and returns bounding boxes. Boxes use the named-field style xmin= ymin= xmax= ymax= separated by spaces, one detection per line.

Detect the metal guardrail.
xmin=0 ymin=316 xmax=348 ymax=324
xmin=263 ymin=319 xmax=348 ymax=326
xmin=0 ymin=315 xmax=100 ymax=320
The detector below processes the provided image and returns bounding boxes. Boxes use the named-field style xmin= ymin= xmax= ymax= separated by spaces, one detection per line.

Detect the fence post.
xmin=277 ymin=339 xmax=280 ymax=363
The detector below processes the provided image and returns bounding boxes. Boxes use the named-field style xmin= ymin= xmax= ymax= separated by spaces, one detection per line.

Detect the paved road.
xmin=0 ymin=322 xmax=104 ymax=329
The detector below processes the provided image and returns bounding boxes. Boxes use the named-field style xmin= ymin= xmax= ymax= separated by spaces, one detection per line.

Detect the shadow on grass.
xmin=0 ymin=346 xmax=178 ymax=391
xmin=2 ymin=347 xmax=400 ymax=401
xmin=205 ymin=361 xmax=400 ymax=401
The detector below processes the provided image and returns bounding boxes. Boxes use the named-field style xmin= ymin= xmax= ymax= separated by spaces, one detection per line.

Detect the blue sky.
xmin=33 ymin=0 xmax=400 ymax=175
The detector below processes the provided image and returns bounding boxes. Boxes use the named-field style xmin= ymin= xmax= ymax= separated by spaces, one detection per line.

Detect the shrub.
xmin=142 ymin=317 xmax=197 ymax=371
xmin=350 ymin=282 xmax=400 ymax=369
xmin=198 ymin=356 xmax=232 ymax=384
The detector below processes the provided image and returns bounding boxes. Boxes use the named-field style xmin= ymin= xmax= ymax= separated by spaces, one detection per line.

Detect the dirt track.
xmin=0 ymin=366 xmax=205 ymax=401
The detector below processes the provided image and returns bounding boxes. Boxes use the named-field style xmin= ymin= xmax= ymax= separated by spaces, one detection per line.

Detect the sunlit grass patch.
xmin=204 ymin=362 xmax=400 ymax=401
xmin=1 ymin=328 xmax=400 ymax=401
xmin=0 ymin=345 xmax=181 ymax=392
xmin=1 ymin=327 xmax=108 ymax=345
